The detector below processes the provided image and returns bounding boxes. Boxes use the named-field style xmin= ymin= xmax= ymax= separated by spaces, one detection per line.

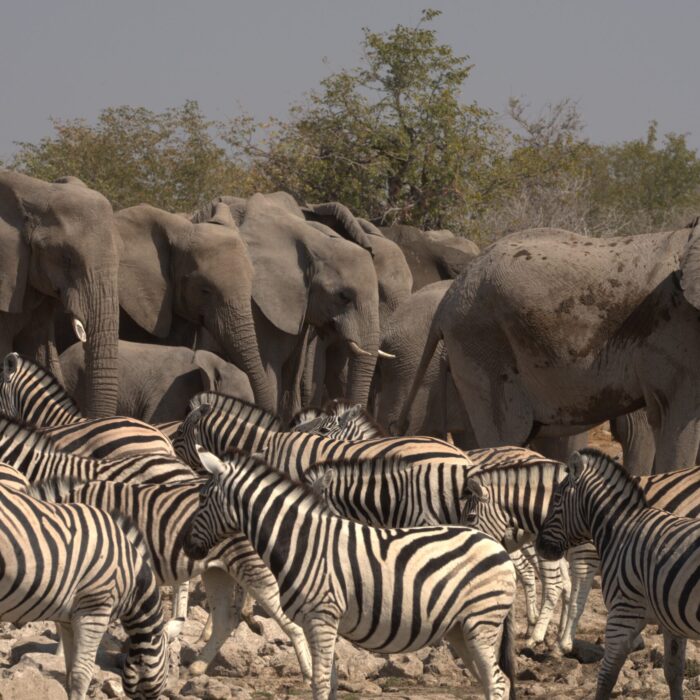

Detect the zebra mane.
xmin=27 ymin=475 xmax=85 ymax=503
xmin=305 ymin=455 xmax=412 ymax=481
xmin=470 ymin=456 xmax=565 ymax=480
xmin=325 ymin=401 xmax=388 ymax=437
xmin=288 ymin=406 xmax=326 ymax=430
xmin=3 ymin=354 xmax=82 ymax=417
xmin=575 ymin=447 xmax=648 ymax=504
xmin=188 ymin=392 xmax=282 ymax=432
xmin=0 ymin=413 xmax=60 ymax=453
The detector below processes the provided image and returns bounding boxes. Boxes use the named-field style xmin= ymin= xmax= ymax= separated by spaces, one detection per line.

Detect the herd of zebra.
xmin=0 ymin=352 xmax=698 ymax=699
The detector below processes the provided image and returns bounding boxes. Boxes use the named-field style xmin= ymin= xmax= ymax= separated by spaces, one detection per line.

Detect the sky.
xmin=1 ymin=0 xmax=699 ymax=161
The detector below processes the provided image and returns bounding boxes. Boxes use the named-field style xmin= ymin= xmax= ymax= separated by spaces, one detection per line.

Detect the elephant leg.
xmin=610 ymin=410 xmax=655 ymax=476
xmin=444 ymin=339 xmax=534 ymax=446
xmin=531 ymin=431 xmax=588 ymax=462
xmin=647 ymin=389 xmax=700 ymax=472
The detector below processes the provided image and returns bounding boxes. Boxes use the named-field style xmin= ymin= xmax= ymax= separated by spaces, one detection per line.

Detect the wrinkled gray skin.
xmin=116 ymin=202 xmax=275 ymax=413
xmin=376 ymin=280 xmax=588 ymax=458
xmin=300 ymin=202 xmax=413 ymax=406
xmin=193 ymin=194 xmax=380 ymax=419
xmin=0 ymin=170 xmax=119 ymax=417
xmin=402 ymin=226 xmax=700 ymax=473
xmin=61 ymin=340 xmax=252 ymax=423
xmin=381 ymin=224 xmax=479 ymax=291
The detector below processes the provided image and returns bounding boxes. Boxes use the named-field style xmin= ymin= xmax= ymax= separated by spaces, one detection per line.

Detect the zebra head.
xmin=183 ymin=445 xmax=235 ymax=560
xmin=122 ymin=617 xmax=183 ymax=699
xmin=536 ymin=451 xmax=590 ymax=560
xmin=459 ymin=477 xmax=489 ymax=527
xmin=0 ymin=352 xmax=20 ymax=416
xmin=172 ymin=404 xmax=212 ymax=472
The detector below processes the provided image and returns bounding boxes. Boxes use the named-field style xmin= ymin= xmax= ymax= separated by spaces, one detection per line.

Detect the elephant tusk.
xmin=348 ymin=341 xmax=373 ymax=357
xmin=377 ymin=349 xmax=396 ymax=359
xmin=72 ymin=317 xmax=87 ymax=343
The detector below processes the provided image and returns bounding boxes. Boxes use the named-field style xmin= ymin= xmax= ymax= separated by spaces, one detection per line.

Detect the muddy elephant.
xmin=381 ymin=224 xmax=478 ymax=291
xmin=116 ymin=202 xmax=275 ymax=412
xmin=194 ymin=194 xmax=381 ymax=418
xmin=0 ymin=170 xmax=119 ymax=417
xmin=402 ymin=224 xmax=700 ymax=473
xmin=61 ymin=340 xmax=252 ymax=423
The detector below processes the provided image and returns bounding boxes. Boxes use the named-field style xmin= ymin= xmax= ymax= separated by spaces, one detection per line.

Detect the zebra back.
xmin=638 ymin=464 xmax=700 ymax=517
xmin=291 ymin=401 xmax=386 ymax=440
xmin=173 ymin=392 xmax=281 ymax=470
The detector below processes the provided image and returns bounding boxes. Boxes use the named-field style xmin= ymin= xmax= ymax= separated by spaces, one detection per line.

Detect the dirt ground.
xmin=2 ymin=425 xmax=699 ymax=699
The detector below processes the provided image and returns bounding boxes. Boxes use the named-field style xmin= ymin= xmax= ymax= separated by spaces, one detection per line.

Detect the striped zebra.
xmin=1 ymin=353 xmax=175 ymax=458
xmin=32 ymin=477 xmax=313 ymax=681
xmin=536 ymin=449 xmax=700 ymax=700
xmin=290 ymin=401 xmax=385 ymax=440
xmin=172 ymin=392 xmax=281 ymax=471
xmin=0 ymin=481 xmax=182 ymax=700
xmin=184 ymin=448 xmax=517 ymax=700
xmin=0 ymin=414 xmax=196 ymax=484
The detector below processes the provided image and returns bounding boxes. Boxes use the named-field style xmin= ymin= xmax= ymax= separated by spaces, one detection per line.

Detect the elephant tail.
xmin=395 ymin=312 xmax=443 ymax=435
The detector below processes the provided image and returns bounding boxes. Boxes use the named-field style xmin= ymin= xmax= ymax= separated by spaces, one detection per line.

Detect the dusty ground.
xmin=2 ymin=425 xmax=698 ymax=699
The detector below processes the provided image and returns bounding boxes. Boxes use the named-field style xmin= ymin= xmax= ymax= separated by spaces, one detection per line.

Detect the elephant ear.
xmin=239 ymin=194 xmax=310 ymax=336
xmin=116 ymin=205 xmax=182 ymax=338
xmin=302 ymin=202 xmax=374 ymax=254
xmin=207 ymin=202 xmax=238 ymax=229
xmin=0 ymin=180 xmax=31 ymax=313
xmin=680 ymin=220 xmax=700 ymax=309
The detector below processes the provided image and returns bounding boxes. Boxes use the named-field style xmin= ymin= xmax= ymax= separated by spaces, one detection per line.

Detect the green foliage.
xmin=8 ymin=9 xmax=700 ymax=236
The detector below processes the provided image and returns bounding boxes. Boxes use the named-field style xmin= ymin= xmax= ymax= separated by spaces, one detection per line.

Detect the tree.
xmin=10 ymin=101 xmax=247 ymax=212
xmin=223 ymin=9 xmax=507 ymax=233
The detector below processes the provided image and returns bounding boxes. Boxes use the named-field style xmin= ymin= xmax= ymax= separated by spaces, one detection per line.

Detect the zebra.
xmin=172 ymin=392 xmax=282 ymax=471
xmin=0 ymin=353 xmax=175 ymax=458
xmin=184 ymin=448 xmax=517 ymax=700
xmin=0 ymin=414 xmax=197 ymax=484
xmin=289 ymin=401 xmax=385 ymax=440
xmin=31 ymin=476 xmax=313 ymax=681
xmin=536 ymin=449 xmax=700 ymax=700
xmin=0 ymin=481 xmax=183 ymax=700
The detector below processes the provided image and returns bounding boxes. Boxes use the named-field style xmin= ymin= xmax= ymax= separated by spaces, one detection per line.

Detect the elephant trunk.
xmin=343 ymin=302 xmax=379 ymax=406
xmin=211 ymin=302 xmax=276 ymax=413
xmin=74 ymin=276 xmax=120 ymax=417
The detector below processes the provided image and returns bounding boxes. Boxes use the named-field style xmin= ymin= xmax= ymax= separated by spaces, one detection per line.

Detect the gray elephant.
xmin=60 ymin=340 xmax=252 ymax=423
xmin=194 ymin=194 xmax=381 ymax=419
xmin=115 ymin=202 xmax=275 ymax=412
xmin=299 ymin=202 xmax=412 ymax=406
xmin=381 ymin=224 xmax=479 ymax=291
xmin=0 ymin=170 xmax=119 ymax=417
xmin=402 ymin=224 xmax=700 ymax=472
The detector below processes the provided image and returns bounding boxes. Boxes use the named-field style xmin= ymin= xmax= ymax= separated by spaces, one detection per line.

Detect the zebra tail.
xmin=499 ymin=609 xmax=517 ymax=700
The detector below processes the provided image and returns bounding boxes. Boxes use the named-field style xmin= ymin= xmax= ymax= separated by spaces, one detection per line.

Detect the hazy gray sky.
xmin=1 ymin=1 xmax=699 ymax=161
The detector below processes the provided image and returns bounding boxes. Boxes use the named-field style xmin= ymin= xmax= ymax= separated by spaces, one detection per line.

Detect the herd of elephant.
xmin=2 ymin=168 xmax=699 ymax=475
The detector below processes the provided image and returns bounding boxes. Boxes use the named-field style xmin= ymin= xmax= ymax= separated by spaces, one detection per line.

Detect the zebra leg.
xmin=304 ymin=616 xmax=339 ymax=700
xmin=663 ymin=633 xmax=686 ymax=700
xmin=58 ymin=623 xmax=74 ymax=681
xmin=556 ymin=558 xmax=572 ymax=646
xmin=198 ymin=614 xmax=213 ymax=644
xmin=55 ymin=622 xmax=65 ymax=657
xmin=559 ymin=545 xmax=598 ymax=653
xmin=189 ymin=569 xmax=245 ymax=676
xmin=174 ymin=581 xmax=189 ymax=620
xmin=595 ymin=610 xmax=645 ymax=700
xmin=67 ymin=612 xmax=110 ymax=700
xmin=510 ymin=549 xmax=538 ymax=637
xmin=528 ymin=556 xmax=563 ymax=645
xmin=241 ymin=592 xmax=264 ymax=635
xmin=446 ymin=623 xmax=510 ymax=700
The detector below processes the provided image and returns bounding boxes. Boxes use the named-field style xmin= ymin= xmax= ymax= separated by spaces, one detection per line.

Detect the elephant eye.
xmin=339 ymin=291 xmax=353 ymax=305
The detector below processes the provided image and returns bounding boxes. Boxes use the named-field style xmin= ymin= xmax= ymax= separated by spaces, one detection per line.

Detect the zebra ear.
xmin=165 ymin=617 xmax=185 ymax=642
xmin=465 ymin=478 xmax=488 ymax=502
xmin=567 ymin=451 xmax=585 ymax=481
xmin=3 ymin=352 xmax=18 ymax=380
xmin=195 ymin=445 xmax=227 ymax=477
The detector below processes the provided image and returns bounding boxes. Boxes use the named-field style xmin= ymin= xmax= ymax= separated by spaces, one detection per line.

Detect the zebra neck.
xmin=232 ymin=463 xmax=332 ymax=579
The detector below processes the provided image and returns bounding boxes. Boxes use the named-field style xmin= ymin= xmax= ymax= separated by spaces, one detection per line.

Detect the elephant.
xmin=299 ymin=202 xmax=412 ymax=407
xmin=115 ymin=201 xmax=276 ymax=413
xmin=193 ymin=194 xmax=381 ymax=419
xmin=0 ymin=170 xmax=119 ymax=417
xmin=381 ymin=224 xmax=479 ymax=291
xmin=376 ymin=279 xmax=589 ymax=459
xmin=60 ymin=340 xmax=253 ymax=423
xmin=401 ymin=223 xmax=700 ymax=473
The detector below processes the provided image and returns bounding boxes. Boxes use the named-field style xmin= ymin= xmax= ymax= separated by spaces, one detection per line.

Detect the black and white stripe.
xmin=0 ymin=353 xmax=175 ymax=458
xmin=0 ymin=481 xmax=181 ymax=700
xmin=536 ymin=449 xmax=700 ymax=699
xmin=32 ymin=477 xmax=313 ymax=681
xmin=184 ymin=449 xmax=517 ymax=700
xmin=290 ymin=401 xmax=385 ymax=441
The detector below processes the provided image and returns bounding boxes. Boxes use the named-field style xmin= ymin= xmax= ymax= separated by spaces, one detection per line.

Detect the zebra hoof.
xmin=187 ymin=660 xmax=209 ymax=677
